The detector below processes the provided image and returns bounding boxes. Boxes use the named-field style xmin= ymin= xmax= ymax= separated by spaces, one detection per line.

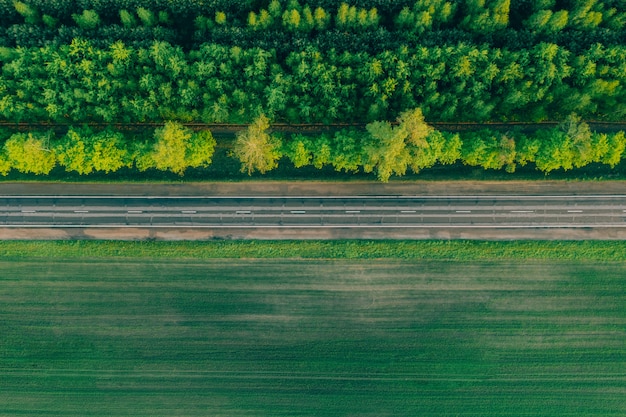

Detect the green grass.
xmin=1 ymin=240 xmax=626 ymax=261
xmin=0 ymin=257 xmax=625 ymax=416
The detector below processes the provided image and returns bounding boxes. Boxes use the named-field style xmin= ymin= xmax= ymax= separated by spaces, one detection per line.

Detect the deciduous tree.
xmin=232 ymin=114 xmax=282 ymax=174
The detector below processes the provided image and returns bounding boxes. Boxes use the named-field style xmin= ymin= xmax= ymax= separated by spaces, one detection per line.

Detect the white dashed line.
xmin=567 ymin=210 xmax=583 ymax=213
xmin=455 ymin=210 xmax=471 ymax=213
xmin=290 ymin=210 xmax=306 ymax=214
xmin=181 ymin=210 xmax=197 ymax=214
xmin=236 ymin=210 xmax=251 ymax=214
xmin=511 ymin=210 xmax=533 ymax=213
xmin=74 ymin=210 xmax=89 ymax=213
xmin=346 ymin=210 xmax=361 ymax=214
xmin=400 ymin=210 xmax=416 ymax=213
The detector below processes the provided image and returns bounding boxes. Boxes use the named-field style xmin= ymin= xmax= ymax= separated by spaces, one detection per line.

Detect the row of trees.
xmin=234 ymin=112 xmax=626 ymax=181
xmin=5 ymin=0 xmax=624 ymax=33
xmin=1 ymin=40 xmax=624 ymax=124
xmin=0 ymin=122 xmax=215 ymax=175
xmin=1 ymin=1 xmax=624 ymax=52
xmin=1 ymin=113 xmax=623 ymax=180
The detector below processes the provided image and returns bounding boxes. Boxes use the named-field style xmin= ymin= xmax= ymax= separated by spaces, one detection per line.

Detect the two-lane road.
xmin=2 ymin=194 xmax=626 ymax=229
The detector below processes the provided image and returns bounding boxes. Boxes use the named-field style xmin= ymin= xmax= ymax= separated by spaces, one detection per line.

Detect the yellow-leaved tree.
xmin=232 ymin=114 xmax=282 ymax=175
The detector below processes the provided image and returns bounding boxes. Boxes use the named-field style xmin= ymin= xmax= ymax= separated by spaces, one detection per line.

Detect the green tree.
xmin=186 ymin=130 xmax=217 ymax=169
xmin=409 ymin=130 xmax=446 ymax=172
xmin=137 ymin=7 xmax=155 ymax=27
xmin=601 ymin=131 xmax=626 ymax=167
xmin=461 ymin=130 xmax=517 ymax=172
xmin=560 ymin=113 xmax=593 ymax=167
xmin=72 ymin=9 xmax=100 ymax=30
xmin=0 ymin=155 xmax=10 ymax=176
xmin=56 ymin=128 xmax=92 ymax=174
xmin=215 ymin=11 xmax=227 ymax=25
xmin=140 ymin=121 xmax=214 ymax=175
xmin=399 ymin=108 xmax=432 ymax=147
xmin=120 ymin=9 xmax=137 ymax=28
xmin=364 ymin=121 xmax=411 ymax=182
xmin=90 ymin=130 xmax=132 ymax=173
xmin=284 ymin=134 xmax=313 ymax=168
xmin=232 ymin=114 xmax=282 ymax=174
xmin=13 ymin=1 xmax=38 ymax=24
xmin=4 ymin=132 xmax=56 ymax=175
xmin=313 ymin=7 xmax=329 ymax=29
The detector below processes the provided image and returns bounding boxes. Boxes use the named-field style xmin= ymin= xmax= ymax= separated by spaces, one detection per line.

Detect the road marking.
xmin=400 ymin=210 xmax=416 ymax=213
xmin=181 ymin=210 xmax=197 ymax=214
xmin=511 ymin=210 xmax=533 ymax=213
xmin=127 ymin=210 xmax=143 ymax=214
xmin=290 ymin=210 xmax=306 ymax=214
xmin=236 ymin=210 xmax=251 ymax=214
xmin=455 ymin=210 xmax=471 ymax=213
xmin=74 ymin=210 xmax=89 ymax=213
xmin=21 ymin=210 xmax=36 ymax=213
xmin=346 ymin=210 xmax=361 ymax=214
xmin=4 ymin=224 xmax=626 ymax=229
xmin=567 ymin=210 xmax=583 ymax=213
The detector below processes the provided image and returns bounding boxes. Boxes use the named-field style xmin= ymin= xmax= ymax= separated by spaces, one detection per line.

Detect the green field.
xmin=1 ymin=256 xmax=625 ymax=416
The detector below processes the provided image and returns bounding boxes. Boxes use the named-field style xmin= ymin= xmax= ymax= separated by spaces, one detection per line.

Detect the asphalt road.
xmin=2 ymin=194 xmax=626 ymax=229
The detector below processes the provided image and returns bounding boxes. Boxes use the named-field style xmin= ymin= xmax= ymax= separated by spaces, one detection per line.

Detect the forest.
xmin=0 ymin=0 xmax=624 ymax=180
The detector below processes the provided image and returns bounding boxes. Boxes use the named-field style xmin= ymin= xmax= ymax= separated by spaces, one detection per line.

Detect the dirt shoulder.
xmin=1 ymin=179 xmax=624 ymax=197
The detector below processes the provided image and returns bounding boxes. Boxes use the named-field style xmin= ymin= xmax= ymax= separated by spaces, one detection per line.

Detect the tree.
xmin=72 ymin=9 xmax=100 ymax=30
xmin=399 ymin=108 xmax=432 ymax=147
xmin=232 ymin=114 xmax=282 ymax=174
xmin=0 ymin=155 xmax=10 ymax=176
xmin=138 ymin=122 xmax=214 ymax=175
xmin=137 ymin=7 xmax=155 ymax=27
xmin=409 ymin=130 xmax=446 ymax=172
xmin=534 ymin=128 xmax=573 ymax=172
xmin=284 ymin=134 xmax=313 ymax=168
xmin=4 ymin=132 xmax=56 ymax=174
xmin=330 ymin=129 xmax=364 ymax=173
xmin=364 ymin=121 xmax=411 ymax=182
xmin=313 ymin=7 xmax=329 ymax=30
xmin=602 ymin=131 xmax=626 ymax=168
xmin=186 ymin=130 xmax=217 ymax=169
xmin=560 ymin=113 xmax=593 ymax=167
xmin=120 ymin=9 xmax=137 ymax=28
xmin=461 ymin=130 xmax=517 ymax=172
xmin=56 ymin=128 xmax=92 ymax=174
xmin=13 ymin=1 xmax=39 ymax=24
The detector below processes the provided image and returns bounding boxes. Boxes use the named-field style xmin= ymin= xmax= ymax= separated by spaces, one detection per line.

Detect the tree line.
xmin=1 ymin=0 xmax=624 ymax=54
xmin=0 ymin=122 xmax=215 ymax=175
xmin=0 ymin=40 xmax=624 ymax=125
xmin=0 ymin=113 xmax=624 ymax=181
xmin=243 ymin=111 xmax=626 ymax=181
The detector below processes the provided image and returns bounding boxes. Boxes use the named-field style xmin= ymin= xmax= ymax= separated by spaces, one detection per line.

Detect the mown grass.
xmin=1 ymin=240 xmax=626 ymax=261
xmin=0 ymin=258 xmax=625 ymax=416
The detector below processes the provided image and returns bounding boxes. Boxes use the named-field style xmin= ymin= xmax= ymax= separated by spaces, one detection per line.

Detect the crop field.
xmin=1 ymin=258 xmax=625 ymax=416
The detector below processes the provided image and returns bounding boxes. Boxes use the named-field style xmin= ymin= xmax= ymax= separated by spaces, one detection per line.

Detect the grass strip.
xmin=1 ymin=240 xmax=625 ymax=261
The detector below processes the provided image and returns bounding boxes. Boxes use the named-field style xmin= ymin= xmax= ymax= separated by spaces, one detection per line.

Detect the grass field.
xmin=1 ymin=257 xmax=625 ymax=416
xmin=2 ymin=240 xmax=626 ymax=261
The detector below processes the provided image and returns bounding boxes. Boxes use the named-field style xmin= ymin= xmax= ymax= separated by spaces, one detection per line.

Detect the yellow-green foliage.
xmin=232 ymin=114 xmax=282 ymax=175
xmin=140 ymin=122 xmax=216 ymax=175
xmin=3 ymin=132 xmax=56 ymax=175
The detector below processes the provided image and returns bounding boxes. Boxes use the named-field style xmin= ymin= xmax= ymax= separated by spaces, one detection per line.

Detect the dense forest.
xmin=0 ymin=0 xmax=624 ymax=179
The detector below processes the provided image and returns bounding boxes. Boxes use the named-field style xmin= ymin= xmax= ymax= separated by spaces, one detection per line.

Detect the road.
xmin=2 ymin=194 xmax=626 ymax=229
